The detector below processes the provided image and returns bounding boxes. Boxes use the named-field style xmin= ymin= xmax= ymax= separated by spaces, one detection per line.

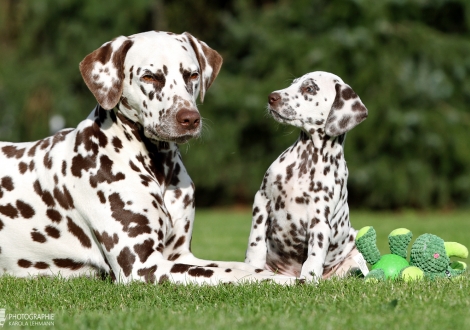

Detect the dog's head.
xmin=267 ymin=71 xmax=367 ymax=137
xmin=79 ymin=31 xmax=222 ymax=143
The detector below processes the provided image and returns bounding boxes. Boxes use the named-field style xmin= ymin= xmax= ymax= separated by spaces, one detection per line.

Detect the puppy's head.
xmin=267 ymin=71 xmax=367 ymax=137
xmin=79 ymin=31 xmax=222 ymax=143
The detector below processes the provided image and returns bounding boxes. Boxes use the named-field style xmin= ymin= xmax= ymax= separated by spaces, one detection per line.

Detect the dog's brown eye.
xmin=141 ymin=75 xmax=155 ymax=83
xmin=306 ymin=87 xmax=313 ymax=93
xmin=190 ymin=72 xmax=199 ymax=81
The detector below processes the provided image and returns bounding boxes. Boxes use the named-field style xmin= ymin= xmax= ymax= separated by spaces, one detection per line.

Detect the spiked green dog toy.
xmin=355 ymin=226 xmax=468 ymax=281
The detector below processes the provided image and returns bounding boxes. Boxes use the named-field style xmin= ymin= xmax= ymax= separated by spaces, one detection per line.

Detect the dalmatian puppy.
xmin=245 ymin=71 xmax=368 ymax=282
xmin=0 ymin=31 xmax=294 ymax=285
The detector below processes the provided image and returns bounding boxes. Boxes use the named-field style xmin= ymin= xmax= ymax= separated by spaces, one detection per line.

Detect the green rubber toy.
xmin=355 ymin=226 xmax=468 ymax=281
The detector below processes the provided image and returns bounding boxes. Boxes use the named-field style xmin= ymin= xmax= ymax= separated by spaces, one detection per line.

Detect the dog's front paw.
xmin=244 ymin=257 xmax=266 ymax=270
xmin=255 ymin=274 xmax=299 ymax=285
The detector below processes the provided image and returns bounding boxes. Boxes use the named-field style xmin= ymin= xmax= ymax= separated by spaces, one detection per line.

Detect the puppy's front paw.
xmin=300 ymin=267 xmax=322 ymax=283
xmin=299 ymin=274 xmax=318 ymax=284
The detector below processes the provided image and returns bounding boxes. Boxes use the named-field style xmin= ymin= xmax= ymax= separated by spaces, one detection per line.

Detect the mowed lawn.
xmin=0 ymin=209 xmax=469 ymax=330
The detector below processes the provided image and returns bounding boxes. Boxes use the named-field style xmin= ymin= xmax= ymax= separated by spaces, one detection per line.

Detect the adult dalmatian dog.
xmin=0 ymin=31 xmax=293 ymax=285
xmin=245 ymin=71 xmax=368 ymax=282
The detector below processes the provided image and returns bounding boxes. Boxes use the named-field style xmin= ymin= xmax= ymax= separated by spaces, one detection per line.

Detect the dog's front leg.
xmin=161 ymin=155 xmax=197 ymax=263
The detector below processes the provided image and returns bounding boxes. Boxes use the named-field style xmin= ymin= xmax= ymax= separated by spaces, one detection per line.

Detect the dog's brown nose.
xmin=176 ymin=108 xmax=200 ymax=130
xmin=268 ymin=92 xmax=281 ymax=106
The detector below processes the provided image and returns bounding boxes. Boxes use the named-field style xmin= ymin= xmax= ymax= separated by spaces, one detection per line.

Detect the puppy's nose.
xmin=176 ymin=108 xmax=200 ymax=130
xmin=268 ymin=92 xmax=281 ymax=106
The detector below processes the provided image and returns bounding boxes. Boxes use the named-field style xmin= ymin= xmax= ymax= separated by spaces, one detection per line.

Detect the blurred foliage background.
xmin=0 ymin=0 xmax=469 ymax=210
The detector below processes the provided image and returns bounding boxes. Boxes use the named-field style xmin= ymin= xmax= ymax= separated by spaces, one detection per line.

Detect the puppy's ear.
xmin=325 ymin=83 xmax=368 ymax=136
xmin=79 ymin=36 xmax=134 ymax=110
xmin=183 ymin=32 xmax=223 ymax=103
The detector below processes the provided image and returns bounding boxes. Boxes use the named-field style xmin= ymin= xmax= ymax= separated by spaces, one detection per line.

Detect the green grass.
xmin=1 ymin=209 xmax=470 ymax=330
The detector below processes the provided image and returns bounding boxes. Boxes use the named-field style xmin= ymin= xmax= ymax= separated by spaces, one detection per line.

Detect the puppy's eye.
xmin=141 ymin=75 xmax=156 ymax=83
xmin=306 ymin=86 xmax=314 ymax=93
xmin=190 ymin=72 xmax=199 ymax=81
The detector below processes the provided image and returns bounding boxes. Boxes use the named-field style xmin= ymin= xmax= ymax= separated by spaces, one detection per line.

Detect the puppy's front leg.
xmin=300 ymin=209 xmax=333 ymax=282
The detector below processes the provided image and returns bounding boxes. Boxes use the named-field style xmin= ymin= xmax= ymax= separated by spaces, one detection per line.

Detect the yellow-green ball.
xmin=401 ymin=266 xmax=424 ymax=282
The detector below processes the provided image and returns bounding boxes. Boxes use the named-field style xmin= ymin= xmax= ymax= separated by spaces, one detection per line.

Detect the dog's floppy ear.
xmin=79 ymin=36 xmax=134 ymax=110
xmin=325 ymin=83 xmax=368 ymax=136
xmin=183 ymin=32 xmax=223 ymax=103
